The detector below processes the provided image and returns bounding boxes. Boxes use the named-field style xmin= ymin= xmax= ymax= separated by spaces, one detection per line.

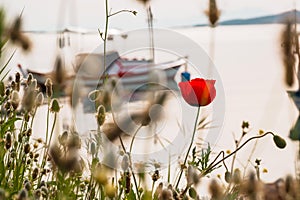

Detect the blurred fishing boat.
xmin=75 ymin=51 xmax=186 ymax=91
xmin=18 ymin=50 xmax=186 ymax=95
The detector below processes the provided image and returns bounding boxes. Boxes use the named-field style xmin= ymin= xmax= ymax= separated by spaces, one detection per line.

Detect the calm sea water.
xmin=2 ymin=24 xmax=299 ymax=188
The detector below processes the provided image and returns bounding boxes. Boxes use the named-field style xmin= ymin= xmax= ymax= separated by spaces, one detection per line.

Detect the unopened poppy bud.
xmin=96 ymin=105 xmax=106 ymax=126
xmin=225 ymin=171 xmax=231 ymax=183
xmin=188 ymin=187 xmax=197 ymax=199
xmin=0 ymin=81 xmax=5 ymax=97
xmin=10 ymin=90 xmax=20 ymax=109
xmin=273 ymin=135 xmax=286 ymax=149
xmin=45 ymin=78 xmax=53 ymax=98
xmin=49 ymin=98 xmax=60 ymax=113
xmin=35 ymin=92 xmax=44 ymax=107
xmin=121 ymin=154 xmax=129 ymax=171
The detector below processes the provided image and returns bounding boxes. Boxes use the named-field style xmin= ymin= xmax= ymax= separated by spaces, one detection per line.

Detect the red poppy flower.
xmin=178 ymin=78 xmax=216 ymax=107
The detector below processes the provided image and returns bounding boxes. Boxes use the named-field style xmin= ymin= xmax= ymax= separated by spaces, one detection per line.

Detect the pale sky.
xmin=0 ymin=0 xmax=298 ymax=31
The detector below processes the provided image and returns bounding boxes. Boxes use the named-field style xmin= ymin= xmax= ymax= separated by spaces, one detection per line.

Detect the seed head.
xmin=205 ymin=0 xmax=221 ymax=27
xmin=32 ymin=168 xmax=39 ymax=180
xmin=24 ymin=143 xmax=31 ymax=154
xmin=18 ymin=189 xmax=28 ymax=200
xmin=24 ymin=181 xmax=31 ymax=191
xmin=10 ymin=90 xmax=20 ymax=110
xmin=0 ymin=81 xmax=5 ymax=97
xmin=58 ymin=131 xmax=68 ymax=146
xmin=49 ymin=98 xmax=60 ymax=113
xmin=35 ymin=92 xmax=44 ymax=107
xmin=152 ymin=170 xmax=160 ymax=182
xmin=209 ymin=179 xmax=223 ymax=200
xmin=45 ymin=78 xmax=53 ymax=98
xmin=27 ymin=73 xmax=33 ymax=85
xmin=15 ymin=72 xmax=21 ymax=83
xmin=233 ymin=168 xmax=242 ymax=184
xmin=5 ymin=132 xmax=12 ymax=149
xmin=158 ymin=189 xmax=173 ymax=200
xmin=22 ymin=85 xmax=37 ymax=112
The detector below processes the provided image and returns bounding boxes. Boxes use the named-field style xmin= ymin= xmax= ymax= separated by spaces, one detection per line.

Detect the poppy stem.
xmin=175 ymin=106 xmax=201 ymax=189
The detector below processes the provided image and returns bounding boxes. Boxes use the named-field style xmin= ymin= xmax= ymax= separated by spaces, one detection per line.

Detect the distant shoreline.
xmin=194 ymin=9 xmax=300 ymax=27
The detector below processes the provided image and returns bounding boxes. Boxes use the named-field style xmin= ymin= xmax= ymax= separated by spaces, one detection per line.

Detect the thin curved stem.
xmin=175 ymin=106 xmax=201 ymax=189
xmin=201 ymin=132 xmax=275 ymax=177
xmin=103 ymin=0 xmax=109 ymax=75
xmin=48 ymin=113 xmax=57 ymax=150
xmin=45 ymin=97 xmax=50 ymax=145
xmin=118 ymin=136 xmax=141 ymax=200
xmin=30 ymin=106 xmax=38 ymax=128
xmin=129 ymin=125 xmax=143 ymax=154
xmin=108 ymin=9 xmax=135 ymax=18
xmin=38 ymin=112 xmax=57 ymax=186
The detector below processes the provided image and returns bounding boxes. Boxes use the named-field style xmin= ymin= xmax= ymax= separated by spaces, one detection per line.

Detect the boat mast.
xmin=147 ymin=6 xmax=155 ymax=63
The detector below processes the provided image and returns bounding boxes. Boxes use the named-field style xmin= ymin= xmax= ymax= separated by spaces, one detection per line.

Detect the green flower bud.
xmin=225 ymin=171 xmax=231 ymax=183
xmin=49 ymin=98 xmax=60 ymax=113
xmin=189 ymin=187 xmax=197 ymax=199
xmin=273 ymin=135 xmax=287 ymax=149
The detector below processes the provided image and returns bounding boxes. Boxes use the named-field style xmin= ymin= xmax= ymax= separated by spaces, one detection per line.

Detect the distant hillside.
xmin=195 ymin=10 xmax=300 ymax=26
